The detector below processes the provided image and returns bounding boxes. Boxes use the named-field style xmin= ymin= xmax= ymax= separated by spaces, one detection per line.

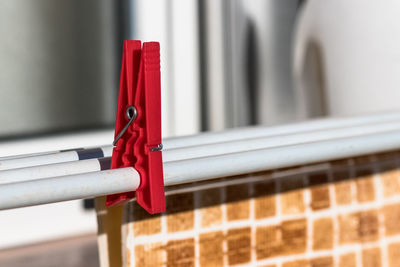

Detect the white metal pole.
xmin=2 ymin=120 xmax=400 ymax=184
xmin=163 ymin=121 xmax=400 ymax=161
xmin=3 ymin=110 xmax=400 ymax=163
xmin=0 ymin=129 xmax=400 ymax=209
xmin=164 ymin=130 xmax=400 ymax=184
xmin=3 ymin=120 xmax=400 ymax=184
xmin=0 ymin=146 xmax=113 ymax=171
xmin=163 ymin=110 xmax=400 ymax=149
xmin=0 ymin=158 xmax=110 ymax=185
xmin=0 ymin=168 xmax=139 ymax=210
xmin=4 ymin=112 xmax=400 ymax=170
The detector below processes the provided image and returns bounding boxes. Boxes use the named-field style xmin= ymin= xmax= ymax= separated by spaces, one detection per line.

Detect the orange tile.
xmin=380 ymin=169 xmax=400 ymax=197
xmin=353 ymin=155 xmax=372 ymax=165
xmin=355 ymin=168 xmax=375 ymax=202
xmin=167 ymin=211 xmax=194 ymax=233
xmin=226 ymin=184 xmax=250 ymax=221
xmin=313 ymin=218 xmax=333 ymax=250
xmin=256 ymin=225 xmax=281 ymax=259
xmin=199 ymin=231 xmax=224 ymax=267
xmin=132 ymin=202 xmax=162 ymax=236
xmin=388 ymin=242 xmax=400 ymax=267
xmin=166 ymin=193 xmax=194 ymax=233
xmin=334 ymin=181 xmax=353 ymax=205
xmin=135 ymin=243 xmax=164 ymax=267
xmin=198 ymin=188 xmax=222 ymax=227
xmin=281 ymin=219 xmax=307 ymax=255
xmin=311 ymin=256 xmax=333 ymax=267
xmin=282 ymin=260 xmax=308 ymax=267
xmin=362 ymin=247 xmax=381 ymax=267
xmin=166 ymin=238 xmax=195 ymax=267
xmin=227 ymin=227 xmax=251 ymax=265
xmin=383 ymin=203 xmax=400 ymax=236
xmin=280 ymin=176 xmax=305 ymax=215
xmin=339 ymin=253 xmax=356 ymax=267
xmin=339 ymin=210 xmax=379 ymax=244
xmin=253 ymin=180 xmax=276 ymax=219
xmin=333 ymin=169 xmax=353 ymax=205
xmin=309 ymin=173 xmax=330 ymax=210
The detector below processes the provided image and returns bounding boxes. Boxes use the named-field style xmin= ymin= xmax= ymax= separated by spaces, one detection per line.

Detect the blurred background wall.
xmin=0 ymin=0 xmax=119 ymax=137
xmin=0 ymin=0 xmax=303 ymax=140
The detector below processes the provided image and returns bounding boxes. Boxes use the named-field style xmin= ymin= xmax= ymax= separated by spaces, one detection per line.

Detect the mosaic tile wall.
xmin=121 ymin=151 xmax=400 ymax=267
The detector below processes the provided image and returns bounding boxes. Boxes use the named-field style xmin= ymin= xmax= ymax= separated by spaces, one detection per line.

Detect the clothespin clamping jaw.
xmin=106 ymin=40 xmax=165 ymax=214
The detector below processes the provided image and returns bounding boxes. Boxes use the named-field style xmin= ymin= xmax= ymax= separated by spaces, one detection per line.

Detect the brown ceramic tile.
xmin=308 ymin=172 xmax=329 ymax=186
xmin=383 ymin=203 xmax=400 ymax=236
xmin=258 ymin=220 xmax=307 ymax=259
xmin=388 ymin=242 xmax=400 ymax=267
xmin=226 ymin=184 xmax=250 ymax=221
xmin=198 ymin=188 xmax=222 ymax=227
xmin=311 ymin=256 xmax=333 ymax=267
xmin=353 ymin=155 xmax=372 ymax=165
xmin=380 ymin=169 xmax=400 ymax=197
xmin=253 ymin=180 xmax=276 ymax=219
xmin=256 ymin=225 xmax=281 ymax=259
xmin=280 ymin=176 xmax=305 ymax=215
xmin=282 ymin=260 xmax=308 ymax=267
xmin=201 ymin=206 xmax=222 ymax=228
xmin=280 ymin=174 xmax=305 ymax=191
xmin=330 ymin=159 xmax=349 ymax=167
xmin=227 ymin=227 xmax=251 ymax=265
xmin=166 ymin=193 xmax=194 ymax=233
xmin=339 ymin=253 xmax=356 ymax=267
xmin=313 ymin=218 xmax=333 ymax=250
xmin=332 ymin=168 xmax=350 ymax=182
xmin=309 ymin=173 xmax=330 ymax=210
xmin=135 ymin=243 xmax=164 ymax=267
xmin=362 ymin=247 xmax=381 ymax=267
xmin=339 ymin=210 xmax=379 ymax=244
xmin=281 ymin=219 xmax=307 ymax=255
xmin=375 ymin=151 xmax=400 ymax=161
xmin=355 ymin=168 xmax=375 ymax=202
xmin=132 ymin=202 xmax=162 ymax=236
xmin=335 ymin=180 xmax=353 ymax=205
xmin=338 ymin=213 xmax=358 ymax=244
xmin=311 ymin=185 xmax=330 ymax=210
xmin=333 ymin=169 xmax=353 ymax=205
xmin=166 ymin=238 xmax=195 ymax=267
xmin=358 ymin=210 xmax=379 ymax=242
xmin=199 ymin=231 xmax=224 ymax=267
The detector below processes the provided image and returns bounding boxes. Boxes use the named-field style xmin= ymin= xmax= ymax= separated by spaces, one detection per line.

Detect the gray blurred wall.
xmin=0 ymin=0 xmax=120 ymax=137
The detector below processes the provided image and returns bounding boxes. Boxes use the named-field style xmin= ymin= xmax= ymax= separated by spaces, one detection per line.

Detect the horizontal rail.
xmin=1 ymin=129 xmax=400 ymax=209
xmin=3 ymin=111 xmax=400 ymax=170
xmin=2 ymin=120 xmax=400 ymax=184
xmin=0 ymin=168 xmax=140 ymax=210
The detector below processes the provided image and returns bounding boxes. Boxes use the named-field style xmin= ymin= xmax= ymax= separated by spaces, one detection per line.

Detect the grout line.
xmin=221 ymin=185 xmax=228 ymax=266
xmin=275 ymin=171 xmax=283 ymax=267
xmin=194 ymin=191 xmax=200 ymax=267
xmin=249 ymin=181 xmax=256 ymax=265
xmin=161 ymin=209 xmax=167 ymax=266
xmin=372 ymin=155 xmax=389 ymax=267
xmin=303 ymin=173 xmax=313 ymax=260
xmin=327 ymin=165 xmax=339 ymax=266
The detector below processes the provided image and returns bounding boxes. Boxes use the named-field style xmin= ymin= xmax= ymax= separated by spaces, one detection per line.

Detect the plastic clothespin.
xmin=106 ymin=40 xmax=165 ymax=214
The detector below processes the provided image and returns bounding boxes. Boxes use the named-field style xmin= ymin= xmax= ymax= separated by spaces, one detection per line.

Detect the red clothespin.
xmin=106 ymin=40 xmax=165 ymax=214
